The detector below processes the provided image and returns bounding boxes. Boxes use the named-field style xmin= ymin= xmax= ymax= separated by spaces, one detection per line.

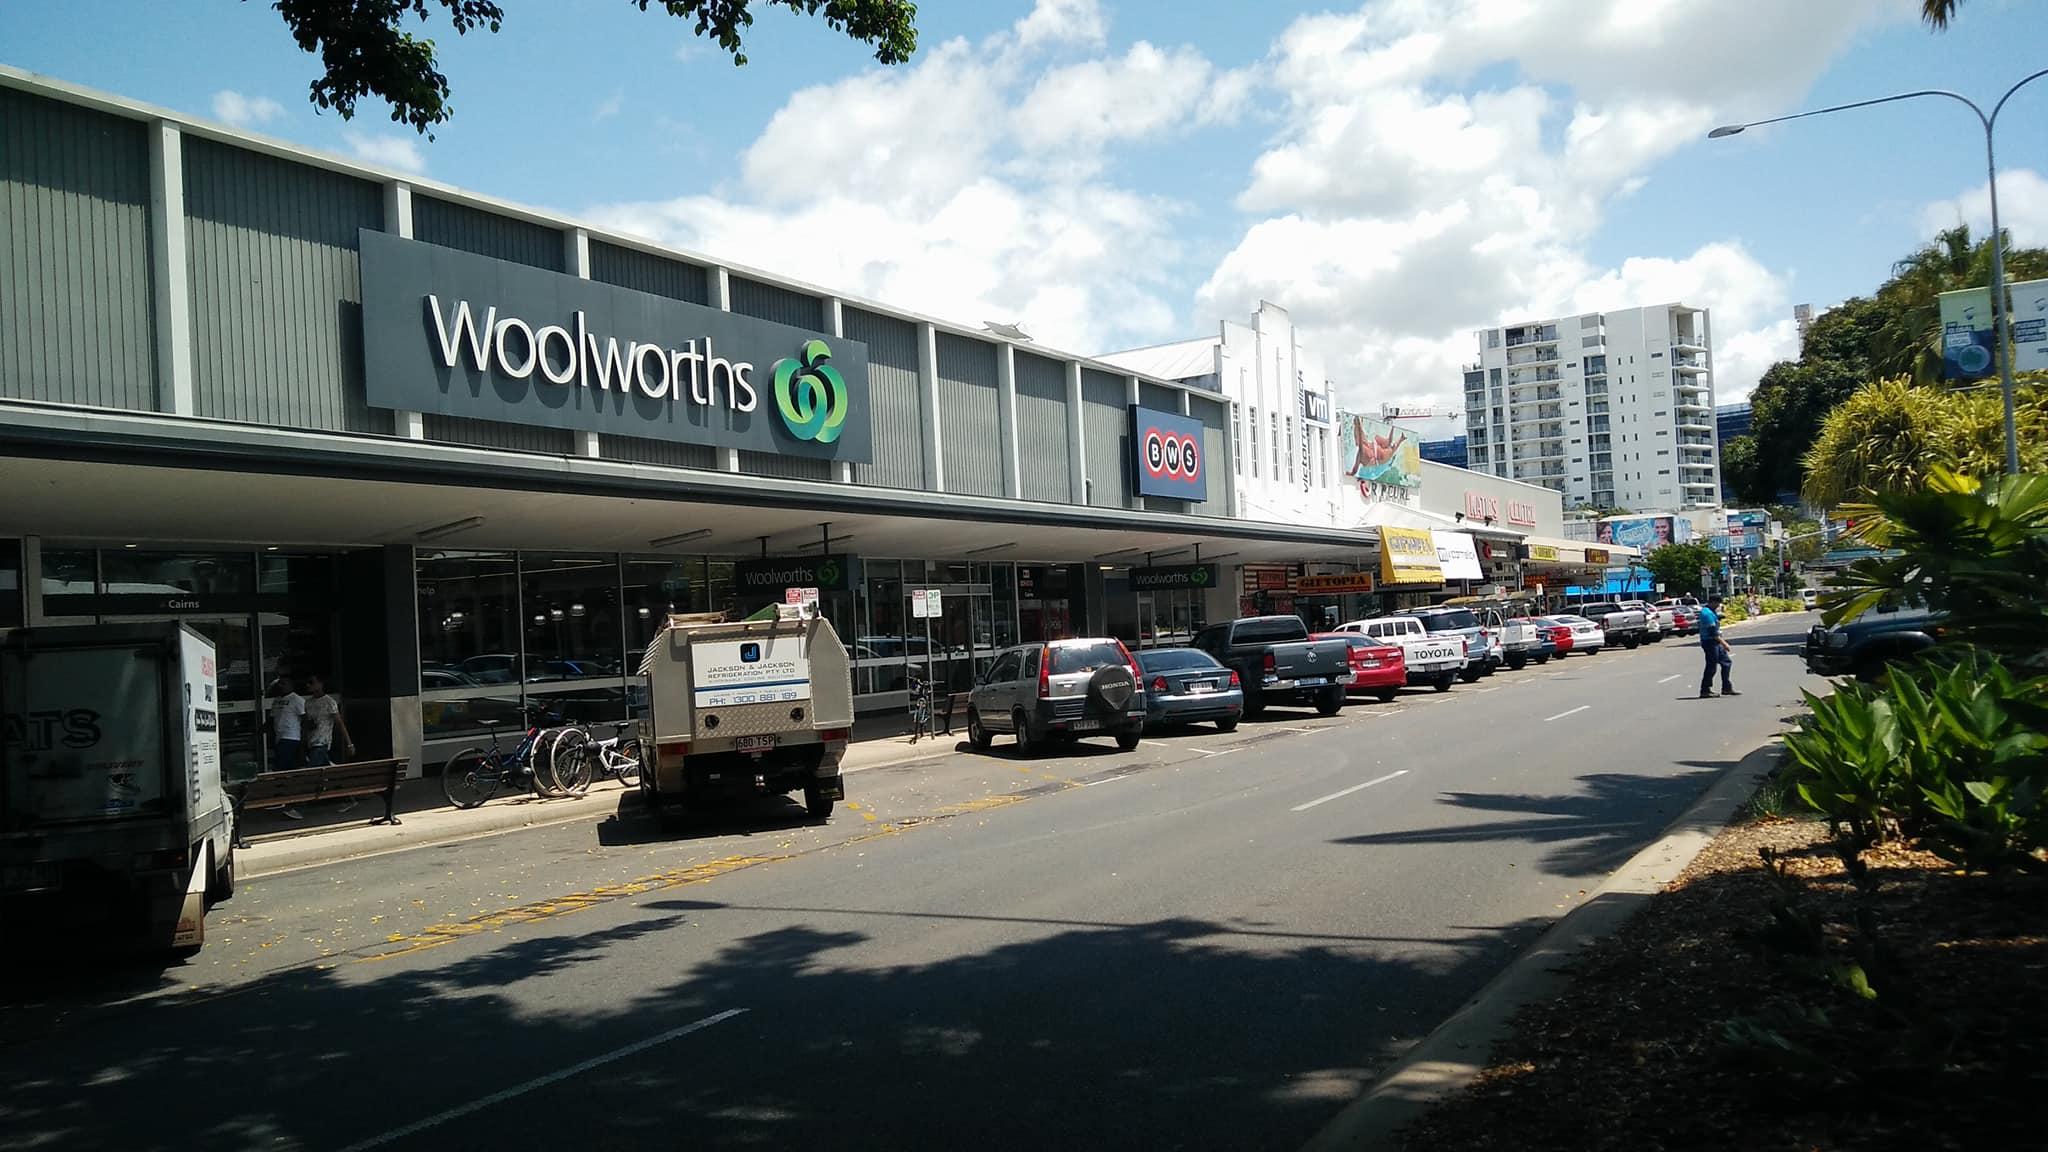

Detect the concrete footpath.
xmin=1300 ymin=736 xmax=1787 ymax=1151
xmin=236 ymin=730 xmax=965 ymax=880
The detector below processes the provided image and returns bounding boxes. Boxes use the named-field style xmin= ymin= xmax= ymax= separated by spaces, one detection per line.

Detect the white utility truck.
xmin=1 ymin=622 xmax=236 ymax=956
xmin=637 ymin=604 xmax=852 ymax=824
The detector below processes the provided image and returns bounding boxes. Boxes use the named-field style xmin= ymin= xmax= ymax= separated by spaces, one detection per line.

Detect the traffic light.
xmin=1782 ymin=559 xmax=1792 ymax=574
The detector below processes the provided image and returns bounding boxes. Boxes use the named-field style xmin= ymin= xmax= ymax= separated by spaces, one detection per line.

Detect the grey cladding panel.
xmin=412 ymin=196 xmax=563 ymax=271
xmin=1139 ymin=382 xmax=1178 ymax=412
xmin=183 ymin=138 xmax=386 ymax=431
xmin=421 ymin=413 xmax=573 ymax=454
xmin=0 ymin=87 xmax=157 ymax=409
xmin=1080 ymin=368 xmax=1129 ymax=508
xmin=843 ymin=307 xmax=924 ymax=490
xmin=936 ymin=332 xmax=1001 ymax=498
xmin=1191 ymin=397 xmax=1229 ymax=518
xmin=589 ymin=241 xmax=709 ymax=304
xmin=607 ymin=434 xmax=718 ymax=470
xmin=739 ymin=450 xmax=833 ymax=481
xmin=1013 ymin=352 xmax=1071 ymax=503
xmin=728 ymin=275 xmax=823 ymax=329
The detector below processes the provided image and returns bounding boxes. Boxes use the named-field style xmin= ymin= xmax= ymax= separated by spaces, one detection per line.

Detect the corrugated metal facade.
xmin=842 ymin=306 xmax=925 ymax=490
xmin=935 ymin=333 xmax=1002 ymax=498
xmin=421 ymin=413 xmax=574 ymax=455
xmin=1139 ymin=381 xmax=1178 ymax=413
xmin=1191 ymin=397 xmax=1229 ymax=518
xmin=606 ymin=434 xmax=718 ymax=470
xmin=0 ymin=87 xmax=157 ymax=410
xmin=1013 ymin=352 xmax=1071 ymax=503
xmin=728 ymin=274 xmax=823 ymax=330
xmin=1080 ymin=368 xmax=1129 ymax=508
xmin=588 ymin=240 xmax=710 ymax=305
xmin=183 ymin=138 xmax=386 ymax=432
xmin=411 ymin=195 xmax=563 ymax=271
xmin=738 ymin=450 xmax=833 ymax=481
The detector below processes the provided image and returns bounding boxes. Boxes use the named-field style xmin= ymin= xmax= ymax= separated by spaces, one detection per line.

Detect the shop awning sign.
xmin=1528 ymin=544 xmax=1561 ymax=562
xmin=735 ymin=556 xmax=855 ymax=593
xmin=1128 ymin=406 xmax=1208 ymax=501
xmin=359 ymin=230 xmax=872 ymax=462
xmin=1433 ymin=531 xmax=1484 ymax=581
xmin=1296 ymin=572 xmax=1376 ymax=594
xmin=1377 ymin=526 xmax=1442 ymax=586
xmin=1129 ymin=564 xmax=1217 ymax=591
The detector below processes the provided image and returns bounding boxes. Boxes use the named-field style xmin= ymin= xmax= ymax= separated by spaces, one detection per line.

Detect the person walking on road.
xmin=1697 ymin=595 xmax=1737 ymax=699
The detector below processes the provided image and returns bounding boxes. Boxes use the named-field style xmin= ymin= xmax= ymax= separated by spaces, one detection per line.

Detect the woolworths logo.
xmin=772 ymin=339 xmax=849 ymax=444
xmin=1190 ymin=566 xmax=1211 ymax=586
xmin=813 ymin=559 xmax=842 ymax=586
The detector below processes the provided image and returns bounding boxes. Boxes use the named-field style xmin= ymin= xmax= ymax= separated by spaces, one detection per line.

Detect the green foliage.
xmin=263 ymin=0 xmax=919 ymax=133
xmin=1829 ymin=468 xmax=2048 ymax=662
xmin=1642 ymin=540 xmax=1720 ymax=597
xmin=1802 ymin=376 xmax=2048 ymax=506
xmin=1784 ymin=654 xmax=2048 ymax=869
xmin=1721 ymin=435 xmax=1763 ymax=507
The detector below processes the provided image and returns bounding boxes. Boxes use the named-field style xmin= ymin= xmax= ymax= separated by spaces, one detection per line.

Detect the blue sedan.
xmin=1136 ymin=647 xmax=1244 ymax=733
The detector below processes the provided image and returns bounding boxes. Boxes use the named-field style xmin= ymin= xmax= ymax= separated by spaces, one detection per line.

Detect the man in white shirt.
xmin=270 ymin=680 xmax=306 ymax=771
xmin=302 ymin=674 xmax=355 ymax=767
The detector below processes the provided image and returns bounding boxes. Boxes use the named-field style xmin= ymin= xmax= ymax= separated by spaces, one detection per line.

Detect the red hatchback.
xmin=1538 ymin=618 xmax=1575 ymax=656
xmin=1317 ymin=633 xmax=1407 ymax=702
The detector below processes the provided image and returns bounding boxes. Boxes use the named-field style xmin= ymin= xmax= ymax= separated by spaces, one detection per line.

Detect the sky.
xmin=7 ymin=0 xmax=2047 ymax=439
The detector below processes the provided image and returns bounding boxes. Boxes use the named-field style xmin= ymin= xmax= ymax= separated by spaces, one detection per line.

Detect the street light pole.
xmin=1709 ymin=67 xmax=2048 ymax=476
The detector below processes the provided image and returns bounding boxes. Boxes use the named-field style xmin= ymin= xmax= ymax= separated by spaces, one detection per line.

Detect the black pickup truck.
xmin=1192 ymin=616 xmax=1353 ymax=717
xmin=1804 ymin=606 xmax=1946 ymax=680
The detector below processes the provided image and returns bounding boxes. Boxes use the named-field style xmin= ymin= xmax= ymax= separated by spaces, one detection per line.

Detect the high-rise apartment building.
xmin=1461 ymin=304 xmax=1718 ymax=513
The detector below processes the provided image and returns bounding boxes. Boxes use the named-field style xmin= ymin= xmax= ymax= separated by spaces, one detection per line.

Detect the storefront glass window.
xmin=40 ymin=548 xmax=97 ymax=605
xmin=101 ymin=549 xmax=254 ymax=597
xmin=858 ymin=559 xmax=908 ymax=695
xmin=521 ymin=553 xmax=625 ymax=724
xmin=416 ymin=550 xmax=522 ymax=741
xmin=258 ymin=553 xmax=336 ymax=598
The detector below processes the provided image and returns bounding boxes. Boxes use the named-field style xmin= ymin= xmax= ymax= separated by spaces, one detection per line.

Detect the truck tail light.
xmin=658 ymin=740 xmax=691 ymax=760
xmin=1262 ymin=651 xmax=1277 ymax=674
xmin=819 ymin=728 xmax=849 ymax=743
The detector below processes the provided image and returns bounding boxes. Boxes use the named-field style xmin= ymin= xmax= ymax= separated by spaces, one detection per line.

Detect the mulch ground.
xmin=1398 ymin=813 xmax=2047 ymax=1151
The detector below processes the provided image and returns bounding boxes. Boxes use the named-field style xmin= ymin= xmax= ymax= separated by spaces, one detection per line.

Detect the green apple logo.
xmin=772 ymin=339 xmax=849 ymax=444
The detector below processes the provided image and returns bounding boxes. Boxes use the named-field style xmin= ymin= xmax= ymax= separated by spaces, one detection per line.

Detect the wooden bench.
xmin=232 ymin=758 xmax=408 ymax=847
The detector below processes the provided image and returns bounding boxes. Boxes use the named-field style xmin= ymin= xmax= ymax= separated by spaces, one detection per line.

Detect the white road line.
xmin=1188 ymin=747 xmax=1234 ymax=756
xmin=1292 ymin=770 xmax=1409 ymax=813
xmin=1657 ymin=674 xmax=1682 ymax=684
xmin=336 ymin=1009 xmax=747 ymax=1152
xmin=1543 ymin=705 xmax=1591 ymax=723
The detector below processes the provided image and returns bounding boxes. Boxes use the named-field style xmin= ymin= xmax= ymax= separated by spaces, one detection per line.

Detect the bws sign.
xmin=359 ymin=231 xmax=872 ymax=461
xmin=1129 ymin=405 xmax=1207 ymax=501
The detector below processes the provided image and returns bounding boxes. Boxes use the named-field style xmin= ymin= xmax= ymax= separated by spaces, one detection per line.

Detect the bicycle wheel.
xmin=553 ymin=734 xmax=594 ymax=796
xmin=610 ymin=740 xmax=642 ymax=788
xmin=537 ymin=727 xmax=586 ymax=796
xmin=440 ymin=748 xmax=497 ymax=809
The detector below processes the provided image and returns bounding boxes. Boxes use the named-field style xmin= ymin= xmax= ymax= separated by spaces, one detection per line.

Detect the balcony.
xmin=1672 ymin=355 xmax=1707 ymax=371
xmin=1511 ymin=406 xmax=1565 ymax=422
xmin=1505 ymin=327 xmax=1560 ymax=348
xmin=1509 ymin=389 xmax=1562 ymax=405
xmin=1507 ymin=348 xmax=1561 ymax=365
xmin=1509 ymin=366 xmax=1563 ymax=382
xmin=1674 ymin=399 xmax=1712 ymax=414
xmin=1672 ymin=334 xmax=1706 ymax=352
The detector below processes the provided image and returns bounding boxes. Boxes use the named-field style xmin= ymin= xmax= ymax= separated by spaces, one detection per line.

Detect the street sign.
xmin=911 ymin=588 xmax=943 ymax=619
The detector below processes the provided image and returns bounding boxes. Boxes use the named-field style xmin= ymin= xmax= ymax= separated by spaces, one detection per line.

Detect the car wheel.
xmin=803 ymin=785 xmax=835 ymax=821
xmin=1458 ymin=667 xmax=1483 ymax=683
xmin=1315 ymin=685 xmax=1344 ymax=716
xmin=967 ymin=709 xmax=993 ymax=751
xmin=1507 ymin=654 xmax=1526 ymax=671
xmin=1115 ymin=729 xmax=1142 ymax=751
xmin=1013 ymin=710 xmax=1040 ymax=755
xmin=1242 ymin=690 xmax=1266 ymax=718
xmin=1434 ymin=674 xmax=1455 ymax=692
xmin=1215 ymin=717 xmax=1240 ymax=733
xmin=1375 ymin=688 xmax=1399 ymax=703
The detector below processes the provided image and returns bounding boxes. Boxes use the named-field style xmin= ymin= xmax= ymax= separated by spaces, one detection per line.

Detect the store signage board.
xmin=783 ymin=586 xmax=820 ymax=606
xmin=1378 ymin=526 xmax=1443 ymax=586
xmin=1129 ymin=564 xmax=1218 ymax=591
xmin=360 ymin=230 xmax=873 ymax=461
xmin=1297 ymin=572 xmax=1376 ymax=594
xmin=1938 ymin=278 xmax=2048 ymax=381
xmin=911 ymin=588 xmax=943 ymax=618
xmin=1434 ymin=531 xmax=1484 ymax=581
xmin=735 ymin=556 xmax=855 ymax=593
xmin=1528 ymin=544 xmax=1561 ymax=562
xmin=1128 ymin=406 xmax=1208 ymax=501
xmin=1584 ymin=547 xmax=1611 ymax=565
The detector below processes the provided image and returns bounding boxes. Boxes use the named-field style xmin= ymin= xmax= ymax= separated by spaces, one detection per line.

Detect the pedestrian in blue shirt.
xmin=1697 ymin=596 xmax=1737 ymax=698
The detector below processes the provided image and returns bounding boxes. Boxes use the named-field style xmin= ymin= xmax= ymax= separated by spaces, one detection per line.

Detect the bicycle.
xmin=546 ymin=720 xmax=642 ymax=794
xmin=439 ymin=706 xmax=568 ymax=809
xmin=905 ymin=671 xmax=934 ymax=743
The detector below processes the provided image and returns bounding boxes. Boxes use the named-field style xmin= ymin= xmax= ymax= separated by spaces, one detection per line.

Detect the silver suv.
xmin=966 ymin=638 xmax=1146 ymax=755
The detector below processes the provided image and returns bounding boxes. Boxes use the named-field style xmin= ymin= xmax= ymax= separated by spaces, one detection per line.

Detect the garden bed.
xmin=1398 ymin=812 xmax=2046 ymax=1151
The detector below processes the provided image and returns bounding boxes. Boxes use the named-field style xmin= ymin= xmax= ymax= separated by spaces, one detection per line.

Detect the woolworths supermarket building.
xmin=0 ymin=69 xmax=1419 ymax=778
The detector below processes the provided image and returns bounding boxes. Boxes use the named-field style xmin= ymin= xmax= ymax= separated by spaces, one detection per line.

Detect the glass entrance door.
xmin=101 ymin=613 xmax=264 ymax=781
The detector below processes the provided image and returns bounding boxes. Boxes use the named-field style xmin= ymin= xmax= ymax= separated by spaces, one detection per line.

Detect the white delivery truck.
xmin=637 ymin=604 xmax=853 ymax=824
xmin=1 ymin=622 xmax=236 ymax=956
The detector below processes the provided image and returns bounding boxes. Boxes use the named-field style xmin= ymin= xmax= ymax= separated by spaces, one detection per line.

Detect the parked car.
xmin=967 ymin=638 xmax=1147 ymax=754
xmin=1626 ymin=599 xmax=1674 ymax=642
xmin=1654 ymin=599 xmax=1697 ymax=636
xmin=1803 ymin=603 xmax=1946 ymax=681
xmin=1576 ymin=601 xmax=1647 ymax=649
xmin=1317 ymin=633 xmax=1406 ymax=702
xmin=1482 ymin=605 xmax=1546 ymax=670
xmin=1548 ymin=614 xmax=1606 ymax=654
xmin=1192 ymin=617 xmax=1352 ymax=717
xmin=1800 ymin=588 xmax=1821 ymax=610
xmin=1338 ymin=615 xmax=1465 ymax=691
xmin=1135 ymin=648 xmax=1243 ymax=733
xmin=1409 ymin=606 xmax=1493 ymax=682
xmin=1535 ymin=616 xmax=1573 ymax=657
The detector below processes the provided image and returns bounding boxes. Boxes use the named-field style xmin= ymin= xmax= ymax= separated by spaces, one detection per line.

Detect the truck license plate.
xmin=1070 ymin=719 xmax=1101 ymax=732
xmin=1297 ymin=677 xmax=1328 ymax=687
xmin=736 ymin=735 xmax=777 ymax=753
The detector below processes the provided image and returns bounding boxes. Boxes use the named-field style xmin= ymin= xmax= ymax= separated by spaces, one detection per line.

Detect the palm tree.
xmin=1922 ymin=0 xmax=1960 ymax=29
xmin=1870 ymin=225 xmax=2048 ymax=384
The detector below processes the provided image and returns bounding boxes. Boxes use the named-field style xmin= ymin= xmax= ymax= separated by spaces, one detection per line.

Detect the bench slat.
xmin=232 ymin=759 xmax=409 ymax=846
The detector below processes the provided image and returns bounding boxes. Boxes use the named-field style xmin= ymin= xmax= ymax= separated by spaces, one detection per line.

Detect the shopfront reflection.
xmin=521 ymin=553 xmax=625 ymax=723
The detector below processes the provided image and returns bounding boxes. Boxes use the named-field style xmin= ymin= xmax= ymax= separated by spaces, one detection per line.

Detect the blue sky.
xmin=6 ymin=0 xmax=2046 ymax=418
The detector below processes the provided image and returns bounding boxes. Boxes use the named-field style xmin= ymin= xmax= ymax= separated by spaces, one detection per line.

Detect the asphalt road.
xmin=1 ymin=615 xmax=1823 ymax=1152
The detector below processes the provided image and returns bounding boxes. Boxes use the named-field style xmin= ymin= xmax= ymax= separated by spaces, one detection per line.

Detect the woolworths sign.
xmin=359 ymin=231 xmax=872 ymax=461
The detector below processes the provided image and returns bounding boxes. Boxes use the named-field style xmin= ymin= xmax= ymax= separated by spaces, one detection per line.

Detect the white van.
xmin=1337 ymin=615 xmax=1465 ymax=692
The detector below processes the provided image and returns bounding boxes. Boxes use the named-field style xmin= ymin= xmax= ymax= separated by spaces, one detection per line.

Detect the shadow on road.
xmin=1331 ymin=766 xmax=1726 ymax=878
xmin=0 ymin=888 xmax=1560 ymax=1152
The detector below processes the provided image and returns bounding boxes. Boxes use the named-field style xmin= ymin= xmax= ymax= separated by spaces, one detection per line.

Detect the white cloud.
xmin=1920 ymin=168 xmax=2048 ymax=249
xmin=1015 ymin=0 xmax=1106 ymax=49
xmin=342 ymin=130 xmax=427 ymax=175
xmin=594 ymin=90 xmax=624 ymax=121
xmin=1200 ymin=0 xmax=1899 ymax=418
xmin=211 ymin=90 xmax=283 ymax=128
